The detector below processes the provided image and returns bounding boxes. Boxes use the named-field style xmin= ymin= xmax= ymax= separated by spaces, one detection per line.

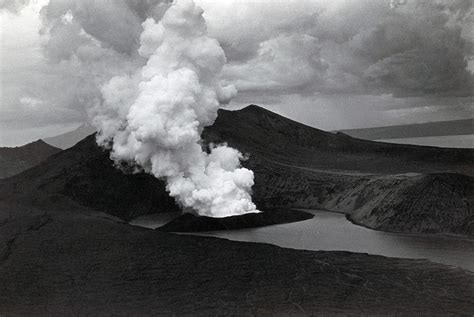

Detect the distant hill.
xmin=44 ymin=123 xmax=95 ymax=149
xmin=0 ymin=140 xmax=61 ymax=179
xmin=376 ymin=135 xmax=473 ymax=148
xmin=337 ymin=118 xmax=474 ymax=140
xmin=204 ymin=105 xmax=472 ymax=174
xmin=1 ymin=105 xmax=472 ymax=235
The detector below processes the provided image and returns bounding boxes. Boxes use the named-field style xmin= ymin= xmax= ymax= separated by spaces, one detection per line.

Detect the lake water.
xmin=130 ymin=210 xmax=474 ymax=271
xmin=377 ymin=134 xmax=474 ymax=148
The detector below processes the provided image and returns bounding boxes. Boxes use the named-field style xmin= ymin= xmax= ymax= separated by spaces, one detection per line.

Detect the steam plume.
xmin=92 ymin=0 xmax=258 ymax=217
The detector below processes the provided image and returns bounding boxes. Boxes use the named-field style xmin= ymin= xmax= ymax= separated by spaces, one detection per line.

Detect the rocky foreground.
xmin=0 ymin=205 xmax=473 ymax=316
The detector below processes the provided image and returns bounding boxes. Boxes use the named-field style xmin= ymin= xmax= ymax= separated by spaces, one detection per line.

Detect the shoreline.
xmin=294 ymin=207 xmax=474 ymax=241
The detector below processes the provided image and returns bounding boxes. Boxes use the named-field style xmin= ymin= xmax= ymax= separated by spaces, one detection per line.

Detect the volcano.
xmin=1 ymin=105 xmax=472 ymax=235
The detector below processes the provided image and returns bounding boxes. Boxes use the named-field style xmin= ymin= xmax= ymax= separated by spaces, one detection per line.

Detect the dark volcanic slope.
xmin=337 ymin=118 xmax=474 ymax=140
xmin=0 ymin=208 xmax=473 ymax=316
xmin=159 ymin=209 xmax=313 ymax=232
xmin=0 ymin=135 xmax=179 ymax=220
xmin=203 ymin=105 xmax=473 ymax=175
xmin=0 ymin=139 xmax=61 ymax=179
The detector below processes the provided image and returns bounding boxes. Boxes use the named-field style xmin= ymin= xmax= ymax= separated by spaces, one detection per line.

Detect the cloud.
xmin=329 ymin=0 xmax=474 ymax=96
xmin=354 ymin=1 xmax=473 ymax=96
xmin=1 ymin=0 xmax=173 ymax=134
xmin=0 ymin=0 xmax=32 ymax=14
xmin=7 ymin=0 xmax=472 ymax=123
xmin=202 ymin=0 xmax=473 ymax=97
xmin=197 ymin=0 xmax=324 ymax=62
xmin=13 ymin=0 xmax=173 ymax=129
xmin=39 ymin=0 xmax=170 ymax=58
xmin=223 ymin=33 xmax=327 ymax=92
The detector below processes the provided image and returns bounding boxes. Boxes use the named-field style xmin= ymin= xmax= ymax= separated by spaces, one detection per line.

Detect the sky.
xmin=0 ymin=0 xmax=473 ymax=146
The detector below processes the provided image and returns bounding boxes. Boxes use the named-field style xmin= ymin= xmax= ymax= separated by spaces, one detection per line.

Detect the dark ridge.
xmin=159 ymin=208 xmax=314 ymax=232
xmin=204 ymin=106 xmax=473 ymax=175
xmin=0 ymin=139 xmax=61 ymax=179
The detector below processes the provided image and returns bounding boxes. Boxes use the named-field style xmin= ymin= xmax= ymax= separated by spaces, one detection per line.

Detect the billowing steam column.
xmin=92 ymin=0 xmax=259 ymax=217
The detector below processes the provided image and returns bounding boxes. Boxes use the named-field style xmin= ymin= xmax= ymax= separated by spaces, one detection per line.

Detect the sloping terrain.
xmin=337 ymin=118 xmax=474 ymax=140
xmin=44 ymin=123 xmax=95 ymax=149
xmin=0 ymin=139 xmax=61 ymax=179
xmin=312 ymin=172 xmax=473 ymax=235
xmin=203 ymin=105 xmax=472 ymax=175
xmin=0 ymin=105 xmax=472 ymax=235
xmin=247 ymin=160 xmax=473 ymax=235
xmin=0 ymin=206 xmax=472 ymax=315
xmin=0 ymin=135 xmax=179 ymax=221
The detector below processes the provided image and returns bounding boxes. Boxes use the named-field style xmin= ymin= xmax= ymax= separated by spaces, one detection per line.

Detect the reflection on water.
xmin=131 ymin=210 xmax=474 ymax=271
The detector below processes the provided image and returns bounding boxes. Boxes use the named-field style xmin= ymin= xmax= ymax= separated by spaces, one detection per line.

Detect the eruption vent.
xmin=92 ymin=0 xmax=259 ymax=217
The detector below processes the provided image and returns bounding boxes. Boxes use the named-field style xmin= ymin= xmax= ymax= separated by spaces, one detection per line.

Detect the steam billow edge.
xmin=91 ymin=0 xmax=259 ymax=218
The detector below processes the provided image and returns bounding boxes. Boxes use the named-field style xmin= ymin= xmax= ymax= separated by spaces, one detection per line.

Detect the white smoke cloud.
xmin=91 ymin=0 xmax=258 ymax=217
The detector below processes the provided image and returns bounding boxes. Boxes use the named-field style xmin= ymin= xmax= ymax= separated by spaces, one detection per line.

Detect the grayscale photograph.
xmin=0 ymin=0 xmax=473 ymax=315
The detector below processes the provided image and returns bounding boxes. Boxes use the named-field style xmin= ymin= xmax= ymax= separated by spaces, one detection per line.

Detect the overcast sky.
xmin=1 ymin=0 xmax=473 ymax=146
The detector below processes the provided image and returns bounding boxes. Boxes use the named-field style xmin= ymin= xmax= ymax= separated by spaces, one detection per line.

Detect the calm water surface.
xmin=131 ymin=210 xmax=474 ymax=271
xmin=377 ymin=134 xmax=474 ymax=148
